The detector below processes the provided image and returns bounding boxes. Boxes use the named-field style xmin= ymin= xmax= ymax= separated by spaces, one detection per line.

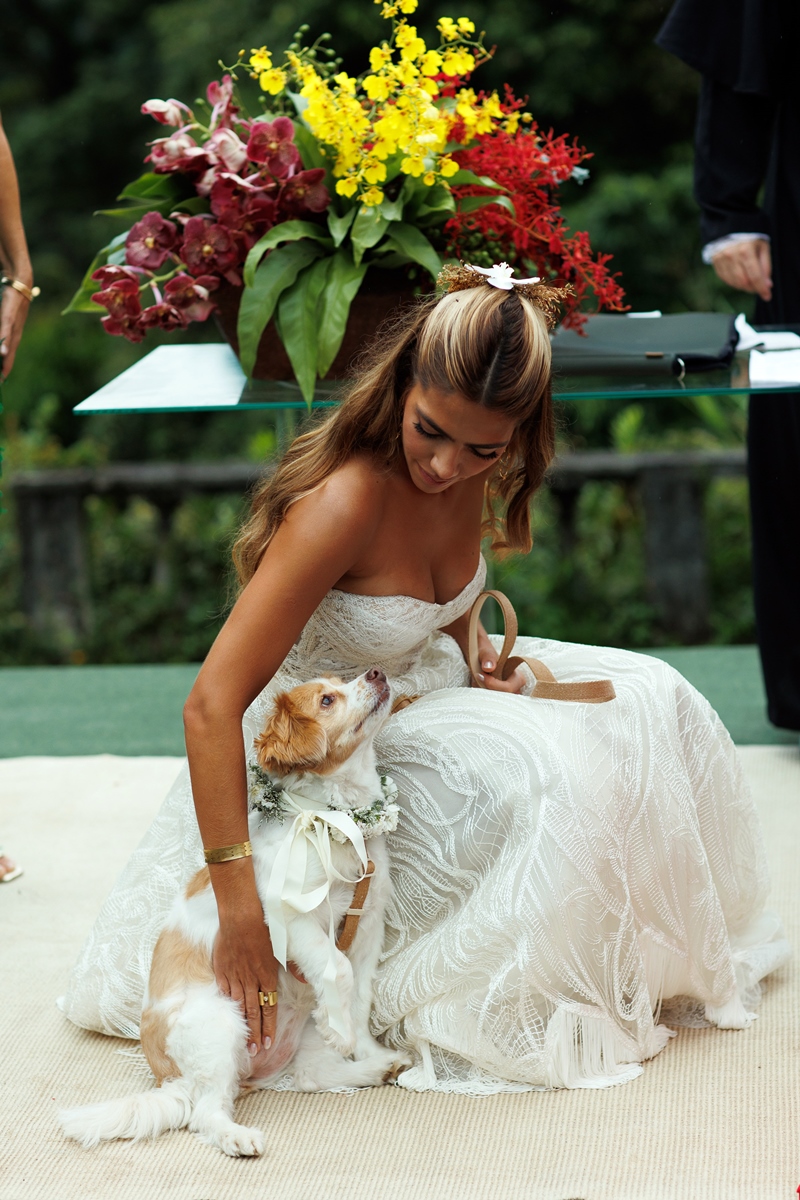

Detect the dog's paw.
xmin=381 ymin=1052 xmax=412 ymax=1083
xmin=217 ymin=1124 xmax=265 ymax=1158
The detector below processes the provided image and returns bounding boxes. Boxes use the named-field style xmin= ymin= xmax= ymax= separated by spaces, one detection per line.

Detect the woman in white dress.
xmin=60 ymin=268 xmax=788 ymax=1092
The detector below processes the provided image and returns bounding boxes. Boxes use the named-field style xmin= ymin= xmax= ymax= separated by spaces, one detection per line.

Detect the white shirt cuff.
xmin=702 ymin=232 xmax=770 ymax=265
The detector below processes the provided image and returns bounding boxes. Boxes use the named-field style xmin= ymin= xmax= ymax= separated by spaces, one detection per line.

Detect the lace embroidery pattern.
xmin=59 ymin=555 xmax=789 ymax=1089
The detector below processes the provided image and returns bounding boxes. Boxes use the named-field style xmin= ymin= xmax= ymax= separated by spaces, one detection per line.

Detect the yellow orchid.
xmin=258 ymin=68 xmax=287 ymax=95
xmin=249 ymin=46 xmax=272 ymax=71
xmin=256 ymin=7 xmax=505 ymax=205
xmin=361 ymin=185 xmax=385 ymax=206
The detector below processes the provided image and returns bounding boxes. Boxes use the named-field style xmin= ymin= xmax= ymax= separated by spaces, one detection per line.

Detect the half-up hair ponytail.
xmin=232 ymin=283 xmax=555 ymax=585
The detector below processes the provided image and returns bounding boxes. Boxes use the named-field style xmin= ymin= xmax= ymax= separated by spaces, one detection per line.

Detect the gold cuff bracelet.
xmin=204 ymin=840 xmax=253 ymax=864
xmin=1 ymin=276 xmax=40 ymax=303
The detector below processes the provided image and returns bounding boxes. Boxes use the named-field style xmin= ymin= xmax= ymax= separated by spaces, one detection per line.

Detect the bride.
xmin=60 ymin=267 xmax=788 ymax=1092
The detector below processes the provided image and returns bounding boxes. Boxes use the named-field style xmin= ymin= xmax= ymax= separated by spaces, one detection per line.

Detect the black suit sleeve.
xmin=694 ymin=77 xmax=777 ymax=243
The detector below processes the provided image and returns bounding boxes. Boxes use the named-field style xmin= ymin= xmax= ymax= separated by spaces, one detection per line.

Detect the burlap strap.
xmin=335 ymin=859 xmax=375 ymax=954
xmin=467 ymin=589 xmax=616 ymax=704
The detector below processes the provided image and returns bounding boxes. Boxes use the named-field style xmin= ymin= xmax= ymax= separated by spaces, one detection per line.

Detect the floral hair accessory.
xmin=469 ymin=262 xmax=541 ymax=289
xmin=437 ymin=261 xmax=574 ymax=330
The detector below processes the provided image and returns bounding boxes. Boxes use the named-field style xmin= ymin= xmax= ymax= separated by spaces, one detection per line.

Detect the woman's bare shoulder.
xmin=282 ymin=453 xmax=388 ymax=548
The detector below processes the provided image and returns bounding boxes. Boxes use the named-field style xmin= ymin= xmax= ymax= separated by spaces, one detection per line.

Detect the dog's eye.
xmin=320 ymin=694 xmax=336 ymax=708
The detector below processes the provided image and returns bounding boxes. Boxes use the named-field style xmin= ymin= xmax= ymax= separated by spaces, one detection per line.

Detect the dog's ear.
xmin=254 ymin=693 xmax=328 ymax=775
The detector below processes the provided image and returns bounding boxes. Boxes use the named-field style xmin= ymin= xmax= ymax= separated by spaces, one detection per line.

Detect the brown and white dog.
xmin=61 ymin=668 xmax=409 ymax=1157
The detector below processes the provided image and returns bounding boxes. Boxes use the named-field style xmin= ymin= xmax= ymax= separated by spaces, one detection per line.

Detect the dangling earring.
xmin=496 ymin=454 xmax=512 ymax=482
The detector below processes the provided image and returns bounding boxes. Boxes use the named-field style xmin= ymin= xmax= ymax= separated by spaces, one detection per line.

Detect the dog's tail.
xmin=59 ymin=1079 xmax=193 ymax=1147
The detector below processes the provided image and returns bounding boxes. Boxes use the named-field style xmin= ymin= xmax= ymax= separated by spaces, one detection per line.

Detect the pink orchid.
xmin=194 ymin=168 xmax=219 ymax=197
xmin=246 ymin=117 xmax=301 ymax=177
xmin=180 ymin=216 xmax=240 ymax=281
xmin=207 ymin=127 xmax=248 ymax=174
xmin=278 ymin=168 xmax=330 ymax=217
xmin=91 ymin=276 xmax=145 ymax=342
xmin=125 ymin=211 xmax=178 ymax=269
xmin=138 ymin=302 xmax=189 ymax=331
xmin=147 ymin=133 xmax=213 ymax=176
xmin=163 ymin=273 xmax=219 ymax=321
xmin=207 ymin=75 xmax=238 ymax=130
xmin=141 ymin=98 xmax=191 ymax=127
xmin=210 ymin=174 xmax=278 ymax=247
xmin=91 ymin=265 xmax=143 ymax=288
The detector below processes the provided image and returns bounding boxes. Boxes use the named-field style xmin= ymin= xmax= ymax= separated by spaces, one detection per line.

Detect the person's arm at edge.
xmin=0 ymin=112 xmax=34 ymax=377
xmin=694 ymin=78 xmax=776 ymax=301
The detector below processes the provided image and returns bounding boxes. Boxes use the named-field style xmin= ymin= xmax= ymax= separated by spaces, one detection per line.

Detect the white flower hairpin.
xmin=437 ymin=260 xmax=573 ymax=330
xmin=465 ymin=262 xmax=541 ymax=289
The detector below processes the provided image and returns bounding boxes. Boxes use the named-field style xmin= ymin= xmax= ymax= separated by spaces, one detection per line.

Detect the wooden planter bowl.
xmin=213 ymin=268 xmax=421 ymax=381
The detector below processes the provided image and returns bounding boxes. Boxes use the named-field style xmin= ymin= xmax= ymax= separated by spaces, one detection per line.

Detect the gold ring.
xmin=258 ymin=990 xmax=278 ymax=1007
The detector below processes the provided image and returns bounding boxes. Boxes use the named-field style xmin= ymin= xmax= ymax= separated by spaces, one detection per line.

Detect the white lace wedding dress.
xmin=59 ymin=556 xmax=789 ymax=1092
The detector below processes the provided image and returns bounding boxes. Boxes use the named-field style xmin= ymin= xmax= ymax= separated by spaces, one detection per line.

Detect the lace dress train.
xmin=59 ymin=559 xmax=789 ymax=1091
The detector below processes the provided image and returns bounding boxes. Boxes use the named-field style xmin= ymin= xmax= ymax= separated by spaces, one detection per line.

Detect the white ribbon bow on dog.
xmin=263 ymin=790 xmax=368 ymax=1040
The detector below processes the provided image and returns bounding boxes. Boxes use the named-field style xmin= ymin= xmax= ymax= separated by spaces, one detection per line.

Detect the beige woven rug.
xmin=0 ymin=749 xmax=797 ymax=1200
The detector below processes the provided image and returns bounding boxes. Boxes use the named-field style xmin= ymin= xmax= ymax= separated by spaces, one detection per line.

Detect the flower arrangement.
xmin=67 ymin=0 xmax=626 ymax=403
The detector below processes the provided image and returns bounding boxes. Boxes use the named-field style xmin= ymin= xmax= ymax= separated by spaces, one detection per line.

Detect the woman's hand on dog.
xmin=214 ymin=907 xmax=279 ymax=1054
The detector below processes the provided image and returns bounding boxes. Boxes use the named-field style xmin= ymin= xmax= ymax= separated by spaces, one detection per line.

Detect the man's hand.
xmin=711 ymin=238 xmax=772 ymax=302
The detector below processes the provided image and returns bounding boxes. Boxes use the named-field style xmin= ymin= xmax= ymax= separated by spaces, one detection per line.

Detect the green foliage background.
xmin=0 ymin=0 xmax=755 ymax=664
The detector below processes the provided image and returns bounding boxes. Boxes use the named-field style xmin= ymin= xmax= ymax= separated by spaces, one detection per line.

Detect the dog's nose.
xmin=366 ymin=668 xmax=386 ymax=685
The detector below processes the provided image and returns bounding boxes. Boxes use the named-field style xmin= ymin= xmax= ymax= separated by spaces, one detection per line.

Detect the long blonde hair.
xmin=233 ymin=285 xmax=555 ymax=586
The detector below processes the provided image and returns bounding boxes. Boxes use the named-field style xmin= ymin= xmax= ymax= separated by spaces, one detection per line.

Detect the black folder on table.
xmin=550 ymin=313 xmax=738 ymax=376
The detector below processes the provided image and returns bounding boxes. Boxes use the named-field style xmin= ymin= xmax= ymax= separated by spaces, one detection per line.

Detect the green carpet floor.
xmin=0 ymin=647 xmax=794 ymax=757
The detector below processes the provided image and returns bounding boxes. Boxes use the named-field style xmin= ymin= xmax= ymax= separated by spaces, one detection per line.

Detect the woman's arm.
xmin=184 ymin=464 xmax=380 ymax=1054
xmin=0 ymin=112 xmax=34 ymax=378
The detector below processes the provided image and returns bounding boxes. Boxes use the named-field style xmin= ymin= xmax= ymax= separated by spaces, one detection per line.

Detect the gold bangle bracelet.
xmin=204 ymin=840 xmax=253 ymax=864
xmin=1 ymin=276 xmax=40 ymax=303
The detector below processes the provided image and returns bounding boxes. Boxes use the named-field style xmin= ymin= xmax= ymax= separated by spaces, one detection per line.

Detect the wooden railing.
xmin=10 ymin=449 xmax=747 ymax=648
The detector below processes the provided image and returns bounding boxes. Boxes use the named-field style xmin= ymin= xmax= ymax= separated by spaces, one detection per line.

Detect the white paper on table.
xmin=749 ymin=348 xmax=800 ymax=385
xmin=736 ymin=313 xmax=800 ymax=352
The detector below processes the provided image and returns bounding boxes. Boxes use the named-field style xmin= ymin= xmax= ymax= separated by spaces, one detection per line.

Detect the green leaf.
xmin=237 ymin=239 xmax=325 ymax=378
xmin=62 ymin=232 xmax=130 ymax=314
xmin=95 ymin=194 xmax=209 ymax=222
xmin=381 ymin=222 xmax=442 ymax=280
xmin=316 ymin=247 xmax=367 ymax=377
xmin=377 ymin=192 xmax=405 ymax=222
xmin=456 ymin=193 xmax=516 ymax=217
xmin=350 ymin=207 xmax=389 ymax=267
xmin=292 ymin=121 xmax=327 ymax=172
xmin=276 ymin=256 xmax=334 ymax=405
xmin=447 ymin=169 xmax=504 ymax=190
xmin=244 ymin=221 xmax=333 ymax=287
xmin=118 ymin=173 xmax=182 ymax=202
xmin=327 ymin=207 xmax=356 ymax=248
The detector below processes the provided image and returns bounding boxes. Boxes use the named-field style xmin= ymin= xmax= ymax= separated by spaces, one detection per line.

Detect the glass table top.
xmin=73 ymin=343 xmax=800 ymax=415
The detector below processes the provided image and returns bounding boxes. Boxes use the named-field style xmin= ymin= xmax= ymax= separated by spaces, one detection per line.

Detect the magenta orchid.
xmin=278 ymin=168 xmax=329 ymax=216
xmin=180 ymin=216 xmax=241 ymax=283
xmin=138 ymin=302 xmax=188 ymax=331
xmin=90 ymin=273 xmax=145 ymax=342
xmin=125 ymin=212 xmax=178 ymax=270
xmin=163 ymin=273 xmax=219 ymax=321
xmin=245 ymin=117 xmax=301 ymax=177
